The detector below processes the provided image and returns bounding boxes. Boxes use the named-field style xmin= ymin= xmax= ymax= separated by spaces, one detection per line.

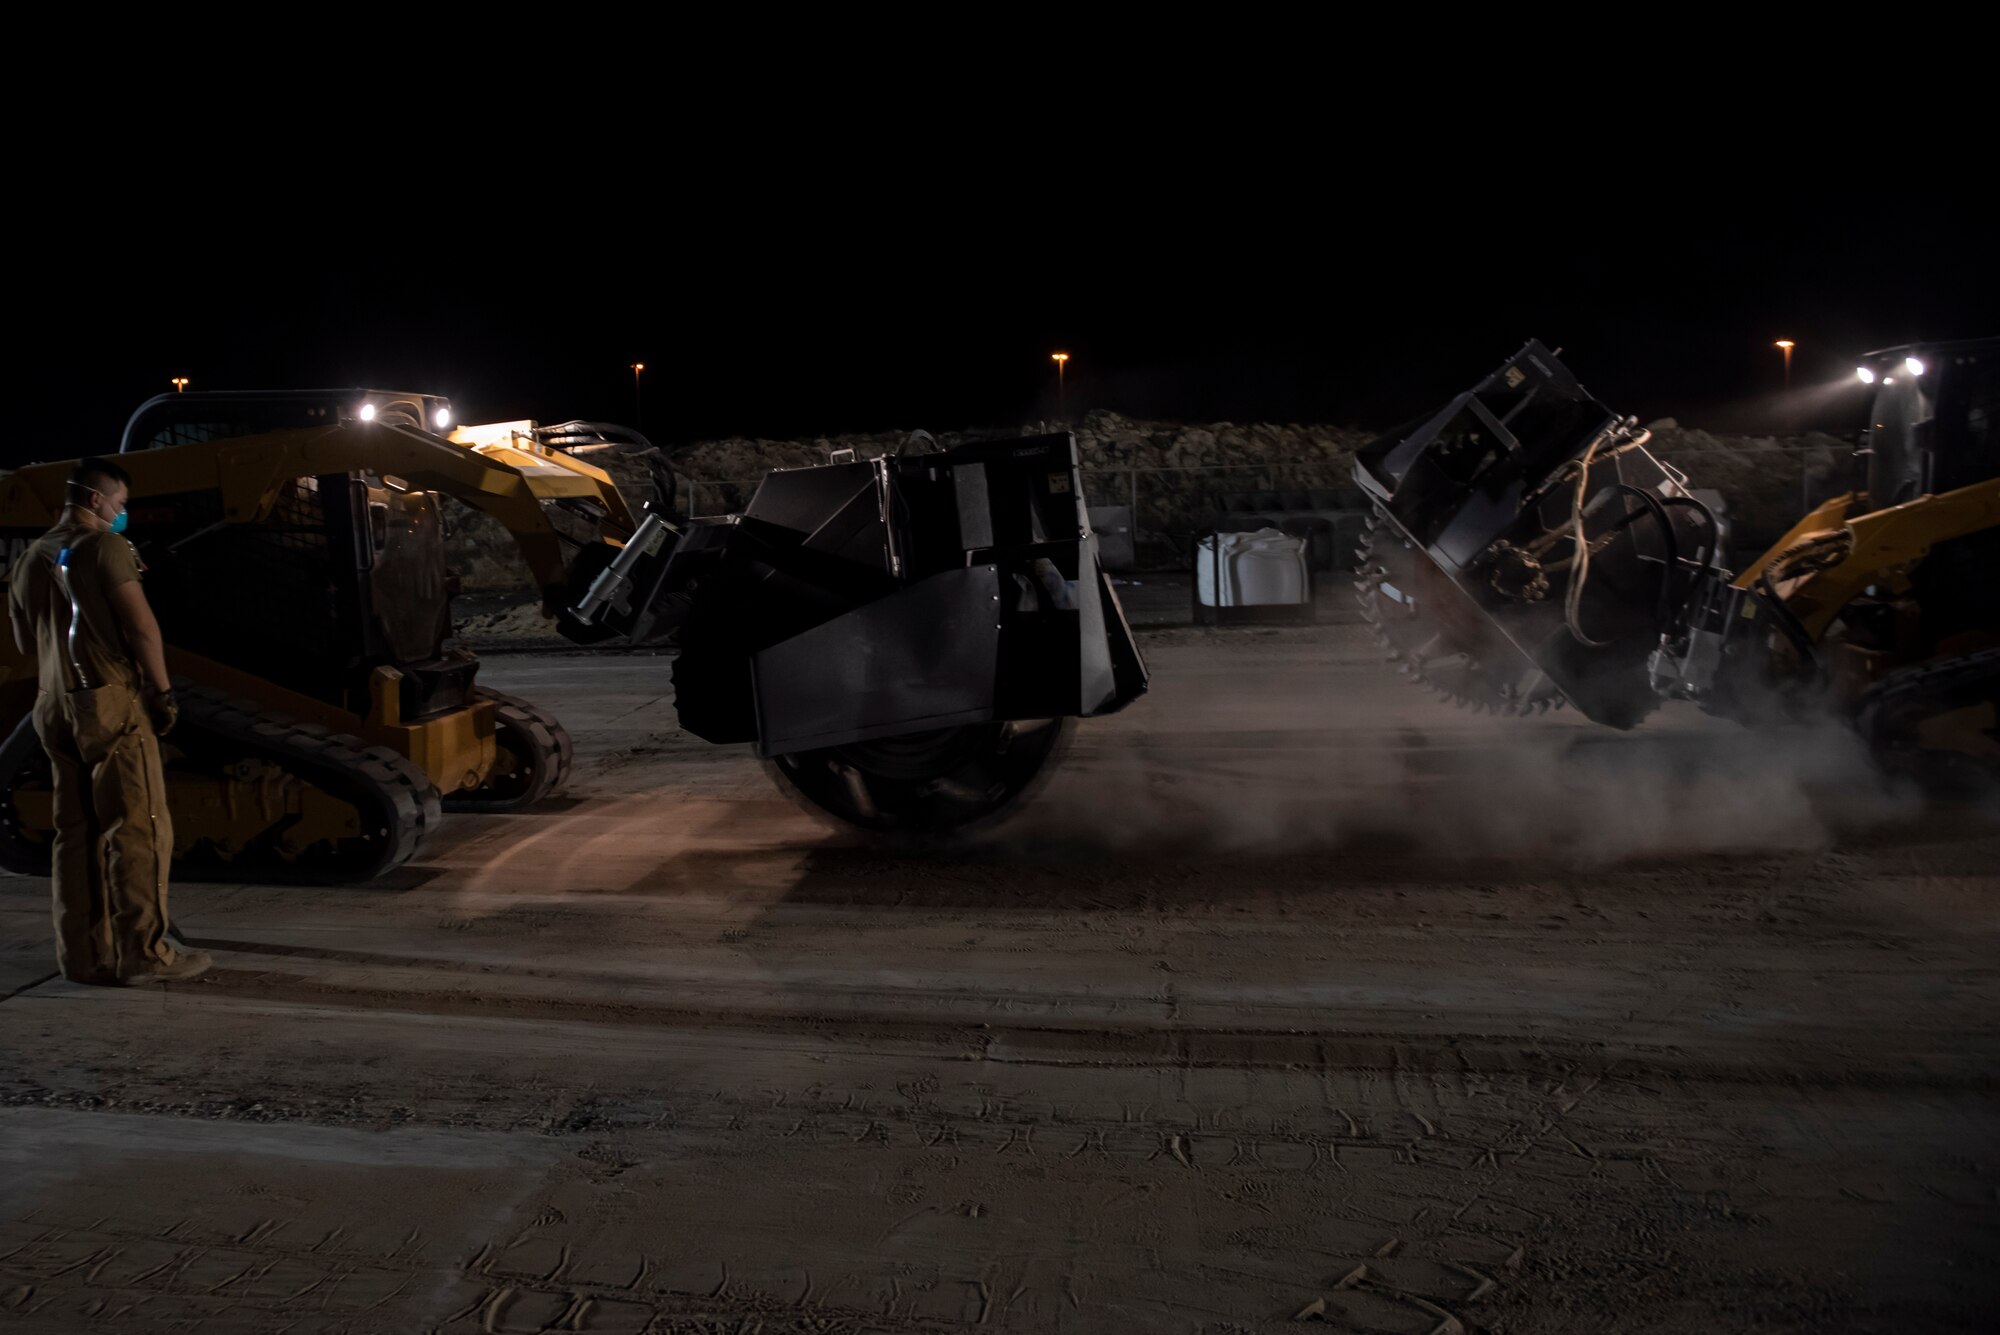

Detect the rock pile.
xmin=441 ymin=410 xmax=1858 ymax=590
xmin=670 ymin=411 xmax=1374 ymax=566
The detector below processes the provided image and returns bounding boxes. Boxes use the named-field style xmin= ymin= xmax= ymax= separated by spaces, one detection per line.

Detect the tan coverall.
xmin=6 ymin=522 xmax=176 ymax=981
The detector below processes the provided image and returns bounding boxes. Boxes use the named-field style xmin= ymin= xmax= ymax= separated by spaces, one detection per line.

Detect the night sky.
xmin=14 ymin=172 xmax=1993 ymax=470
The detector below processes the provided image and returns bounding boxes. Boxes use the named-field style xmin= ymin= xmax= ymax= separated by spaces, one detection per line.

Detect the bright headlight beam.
xmin=1856 ymin=366 xmax=1876 ymax=384
xmin=435 ymin=407 xmax=452 ymax=429
xmin=1905 ymin=356 xmax=1926 ymax=376
xmin=358 ymin=403 xmax=377 ymax=422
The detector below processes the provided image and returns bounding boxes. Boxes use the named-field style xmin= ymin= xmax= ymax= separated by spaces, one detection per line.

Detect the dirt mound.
xmin=450 ymin=600 xmax=561 ymax=647
xmin=441 ymin=411 xmax=1861 ymax=591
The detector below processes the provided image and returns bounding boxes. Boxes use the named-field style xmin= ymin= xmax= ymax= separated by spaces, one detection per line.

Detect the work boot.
xmin=61 ymin=967 xmax=121 ymax=987
xmin=119 ymin=949 xmax=214 ymax=986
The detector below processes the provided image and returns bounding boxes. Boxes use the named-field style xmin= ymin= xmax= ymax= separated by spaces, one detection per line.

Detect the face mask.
xmin=72 ymin=484 xmax=128 ymax=534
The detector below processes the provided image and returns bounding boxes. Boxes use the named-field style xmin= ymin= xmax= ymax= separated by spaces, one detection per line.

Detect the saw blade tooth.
xmin=1357 ymin=510 xmax=1551 ymax=719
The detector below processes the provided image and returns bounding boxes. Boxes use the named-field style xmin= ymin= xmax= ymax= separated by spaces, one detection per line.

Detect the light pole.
xmin=1775 ymin=340 xmax=1795 ymax=436
xmin=1051 ymin=352 xmax=1069 ymax=424
xmin=630 ymin=363 xmax=645 ymax=430
xmin=171 ymin=377 xmax=189 ymax=393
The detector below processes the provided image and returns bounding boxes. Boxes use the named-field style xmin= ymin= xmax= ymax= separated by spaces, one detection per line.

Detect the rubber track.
xmin=440 ymin=687 xmax=573 ymax=812
xmin=0 ymin=711 xmax=52 ymax=876
xmin=1855 ymin=646 xmax=2000 ymax=779
xmin=172 ymin=685 xmax=442 ymax=882
xmin=0 ymin=687 xmax=442 ymax=882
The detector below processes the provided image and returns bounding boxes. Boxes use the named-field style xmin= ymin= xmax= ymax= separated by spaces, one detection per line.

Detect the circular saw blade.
xmin=1354 ymin=509 xmax=1566 ymax=715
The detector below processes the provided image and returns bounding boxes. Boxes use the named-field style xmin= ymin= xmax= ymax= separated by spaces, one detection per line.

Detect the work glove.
xmin=144 ymin=688 xmax=178 ymax=737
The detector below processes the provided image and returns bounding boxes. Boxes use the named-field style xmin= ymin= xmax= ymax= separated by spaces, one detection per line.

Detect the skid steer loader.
xmin=1352 ymin=339 xmax=1998 ymax=779
xmin=0 ymin=389 xmax=1146 ymax=882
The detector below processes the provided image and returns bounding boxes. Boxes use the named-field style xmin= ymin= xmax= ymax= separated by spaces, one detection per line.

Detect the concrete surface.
xmin=2 ymin=625 xmax=1995 ymax=1333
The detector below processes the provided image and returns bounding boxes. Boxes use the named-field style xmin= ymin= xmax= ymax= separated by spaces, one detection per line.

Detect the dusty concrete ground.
xmin=2 ymin=626 xmax=1996 ymax=1334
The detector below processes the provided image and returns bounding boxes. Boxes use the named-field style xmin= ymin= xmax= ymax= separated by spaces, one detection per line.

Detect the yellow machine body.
xmin=0 ymin=418 xmax=632 ymax=879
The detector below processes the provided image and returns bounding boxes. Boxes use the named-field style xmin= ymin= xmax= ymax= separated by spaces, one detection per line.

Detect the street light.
xmin=1774 ymin=340 xmax=1796 ymax=435
xmin=171 ymin=377 xmax=189 ymax=393
xmin=630 ymin=362 xmax=645 ymax=429
xmin=1051 ymin=352 xmax=1070 ymax=423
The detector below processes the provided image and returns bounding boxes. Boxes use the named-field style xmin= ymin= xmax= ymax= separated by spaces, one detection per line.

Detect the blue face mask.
xmin=74 ymin=484 xmax=129 ymax=534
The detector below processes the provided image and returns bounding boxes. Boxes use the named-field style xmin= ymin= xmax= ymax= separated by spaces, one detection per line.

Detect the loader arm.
xmin=0 ymin=420 xmax=637 ymax=600
xmin=1733 ymin=479 xmax=2000 ymax=640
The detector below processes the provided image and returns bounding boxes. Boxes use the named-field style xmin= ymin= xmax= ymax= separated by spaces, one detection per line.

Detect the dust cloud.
xmin=998 ymin=701 xmax=1961 ymax=867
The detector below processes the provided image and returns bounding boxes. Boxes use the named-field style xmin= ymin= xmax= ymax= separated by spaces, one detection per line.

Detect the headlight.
xmin=1905 ymin=356 xmax=1926 ymax=376
xmin=434 ymin=407 xmax=452 ymax=430
xmin=1855 ymin=366 xmax=1876 ymax=384
xmin=358 ymin=403 xmax=378 ymax=422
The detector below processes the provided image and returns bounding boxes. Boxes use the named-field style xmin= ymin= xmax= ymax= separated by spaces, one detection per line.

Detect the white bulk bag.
xmin=1195 ymin=528 xmax=1310 ymax=607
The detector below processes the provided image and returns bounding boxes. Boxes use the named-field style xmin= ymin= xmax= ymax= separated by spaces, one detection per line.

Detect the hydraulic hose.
xmin=1751 ymin=572 xmax=1822 ymax=674
xmin=1657 ymin=493 xmax=1721 ymax=587
xmin=1564 ymin=479 xmax=1684 ymax=644
xmin=1611 ymin=483 xmax=1680 ymax=630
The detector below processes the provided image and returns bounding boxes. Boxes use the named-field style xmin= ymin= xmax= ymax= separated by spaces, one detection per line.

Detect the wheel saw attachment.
xmin=1353 ymin=341 xmax=1720 ymax=729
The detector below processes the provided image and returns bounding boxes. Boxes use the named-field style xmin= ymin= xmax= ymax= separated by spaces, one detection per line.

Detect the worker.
xmin=6 ymin=457 xmax=209 ymax=986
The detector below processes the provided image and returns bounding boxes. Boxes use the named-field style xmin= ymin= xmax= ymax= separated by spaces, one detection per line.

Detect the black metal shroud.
xmin=633 ymin=433 xmax=1149 ymax=755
